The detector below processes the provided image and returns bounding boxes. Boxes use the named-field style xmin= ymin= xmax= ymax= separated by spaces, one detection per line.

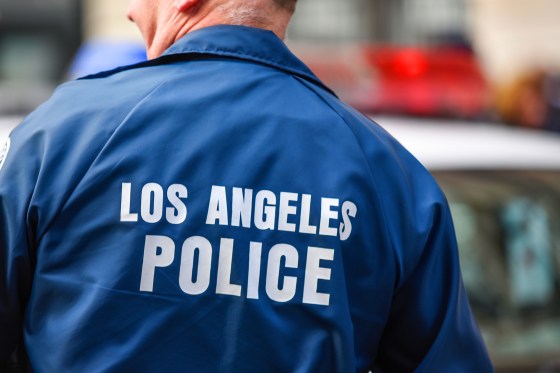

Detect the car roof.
xmin=375 ymin=116 xmax=560 ymax=171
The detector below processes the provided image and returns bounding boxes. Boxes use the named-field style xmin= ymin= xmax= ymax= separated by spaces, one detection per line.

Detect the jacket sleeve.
xmin=374 ymin=190 xmax=494 ymax=372
xmin=293 ymin=83 xmax=494 ymax=371
xmin=0 ymin=123 xmax=41 ymax=366
xmin=360 ymin=122 xmax=494 ymax=371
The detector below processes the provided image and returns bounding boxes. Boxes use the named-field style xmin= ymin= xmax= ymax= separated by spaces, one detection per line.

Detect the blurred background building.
xmin=290 ymin=0 xmax=468 ymax=44
xmin=1 ymin=0 xmax=559 ymax=128
xmin=0 ymin=0 xmax=81 ymax=114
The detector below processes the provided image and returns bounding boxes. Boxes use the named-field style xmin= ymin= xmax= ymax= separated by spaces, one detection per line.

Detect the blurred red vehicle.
xmin=293 ymin=44 xmax=492 ymax=119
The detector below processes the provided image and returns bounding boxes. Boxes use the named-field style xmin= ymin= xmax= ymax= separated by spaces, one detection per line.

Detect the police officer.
xmin=0 ymin=0 xmax=493 ymax=371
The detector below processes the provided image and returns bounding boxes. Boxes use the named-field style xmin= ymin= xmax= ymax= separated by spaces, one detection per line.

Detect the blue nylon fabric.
xmin=0 ymin=25 xmax=493 ymax=372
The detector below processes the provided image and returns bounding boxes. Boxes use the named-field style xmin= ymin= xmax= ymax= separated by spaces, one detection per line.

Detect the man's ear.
xmin=174 ymin=0 xmax=200 ymax=12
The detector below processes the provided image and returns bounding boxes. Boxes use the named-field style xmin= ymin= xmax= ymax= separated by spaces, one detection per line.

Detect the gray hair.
xmin=216 ymin=0 xmax=296 ymax=27
xmin=272 ymin=0 xmax=297 ymax=12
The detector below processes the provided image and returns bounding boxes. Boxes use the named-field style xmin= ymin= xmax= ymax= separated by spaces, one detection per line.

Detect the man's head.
xmin=128 ymin=0 xmax=297 ymax=59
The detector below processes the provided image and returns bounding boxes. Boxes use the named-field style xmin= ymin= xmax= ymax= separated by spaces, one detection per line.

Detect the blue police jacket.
xmin=0 ymin=25 xmax=493 ymax=372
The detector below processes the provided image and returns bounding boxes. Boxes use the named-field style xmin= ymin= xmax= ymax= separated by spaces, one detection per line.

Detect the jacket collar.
xmin=83 ymin=25 xmax=335 ymax=96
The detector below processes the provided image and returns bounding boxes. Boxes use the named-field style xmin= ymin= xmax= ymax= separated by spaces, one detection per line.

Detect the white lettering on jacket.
xmin=139 ymin=235 xmax=335 ymax=306
xmin=120 ymin=182 xmax=358 ymax=307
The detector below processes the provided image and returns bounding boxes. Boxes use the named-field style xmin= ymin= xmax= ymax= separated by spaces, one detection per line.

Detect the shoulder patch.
xmin=0 ymin=137 xmax=11 ymax=172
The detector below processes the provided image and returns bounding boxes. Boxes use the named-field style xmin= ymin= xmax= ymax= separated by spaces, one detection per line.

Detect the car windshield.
xmin=435 ymin=171 xmax=560 ymax=366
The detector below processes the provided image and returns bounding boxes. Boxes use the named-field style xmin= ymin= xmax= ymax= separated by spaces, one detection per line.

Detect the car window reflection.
xmin=436 ymin=171 xmax=560 ymax=367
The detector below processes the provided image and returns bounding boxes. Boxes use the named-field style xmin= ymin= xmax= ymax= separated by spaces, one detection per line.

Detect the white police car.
xmin=379 ymin=115 xmax=560 ymax=372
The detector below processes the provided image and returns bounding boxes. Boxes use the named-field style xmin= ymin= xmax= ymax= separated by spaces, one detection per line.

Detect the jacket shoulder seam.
xmin=291 ymin=75 xmax=402 ymax=288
